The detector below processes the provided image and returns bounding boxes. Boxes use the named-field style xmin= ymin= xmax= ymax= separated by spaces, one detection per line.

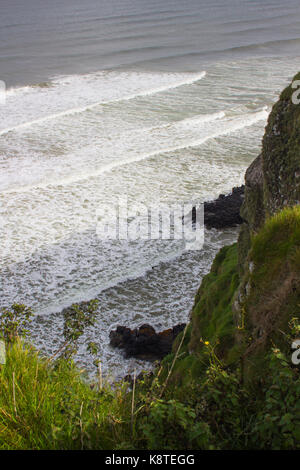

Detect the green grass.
xmin=1 ymin=208 xmax=300 ymax=449
xmin=1 ymin=335 xmax=299 ymax=450
xmin=160 ymin=243 xmax=240 ymax=386
xmin=245 ymin=205 xmax=300 ymax=328
xmin=161 ymin=208 xmax=300 ymax=387
xmin=251 ymin=205 xmax=300 ymax=274
xmin=236 ymin=206 xmax=300 ymax=380
xmin=189 ymin=244 xmax=239 ymax=361
xmin=0 ymin=340 xmax=130 ymax=450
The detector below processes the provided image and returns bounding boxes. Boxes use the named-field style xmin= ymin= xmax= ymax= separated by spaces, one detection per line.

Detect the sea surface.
xmin=1 ymin=0 xmax=300 ymax=379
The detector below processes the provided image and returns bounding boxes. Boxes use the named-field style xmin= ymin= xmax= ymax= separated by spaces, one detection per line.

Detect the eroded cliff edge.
xmin=239 ymin=71 xmax=300 ymax=271
xmin=163 ymin=72 xmax=300 ymax=385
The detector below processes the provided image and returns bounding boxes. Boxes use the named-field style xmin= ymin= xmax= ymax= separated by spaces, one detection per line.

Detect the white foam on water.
xmin=0 ymin=113 xmax=264 ymax=276
xmin=1 ymin=108 xmax=266 ymax=193
xmin=1 ymin=58 xmax=300 ymax=377
xmin=0 ymin=110 xmax=224 ymax=191
xmin=0 ymin=70 xmax=206 ymax=135
xmin=54 ymin=107 xmax=267 ymax=186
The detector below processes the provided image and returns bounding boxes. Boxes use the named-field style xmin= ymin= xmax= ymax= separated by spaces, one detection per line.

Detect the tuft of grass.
xmin=0 ymin=340 xmax=130 ymax=450
xmin=251 ymin=206 xmax=300 ymax=268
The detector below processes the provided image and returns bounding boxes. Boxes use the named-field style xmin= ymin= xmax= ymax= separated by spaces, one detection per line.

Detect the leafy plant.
xmin=0 ymin=304 xmax=33 ymax=343
xmin=57 ymin=300 xmax=99 ymax=360
xmin=250 ymin=348 xmax=300 ymax=449
xmin=138 ymin=398 xmax=211 ymax=450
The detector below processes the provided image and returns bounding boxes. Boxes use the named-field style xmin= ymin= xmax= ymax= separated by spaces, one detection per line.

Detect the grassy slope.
xmin=239 ymin=206 xmax=300 ymax=381
xmin=0 ymin=208 xmax=299 ymax=450
xmin=160 ymin=243 xmax=240 ymax=386
xmin=0 ymin=340 xmax=130 ymax=450
xmin=161 ymin=207 xmax=300 ymax=387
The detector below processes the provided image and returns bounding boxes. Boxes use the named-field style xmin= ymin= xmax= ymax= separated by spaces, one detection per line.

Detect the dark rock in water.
xmin=204 ymin=185 xmax=245 ymax=229
xmin=109 ymin=323 xmax=186 ymax=361
xmin=182 ymin=185 xmax=245 ymax=230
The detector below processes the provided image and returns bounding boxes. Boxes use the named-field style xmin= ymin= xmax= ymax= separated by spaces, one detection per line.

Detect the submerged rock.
xmin=109 ymin=323 xmax=186 ymax=361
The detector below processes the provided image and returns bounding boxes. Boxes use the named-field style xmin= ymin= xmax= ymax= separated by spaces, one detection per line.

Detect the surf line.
xmin=0 ymin=72 xmax=206 ymax=136
xmin=2 ymin=108 xmax=268 ymax=194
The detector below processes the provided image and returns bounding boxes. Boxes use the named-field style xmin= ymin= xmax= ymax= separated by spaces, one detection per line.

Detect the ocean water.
xmin=1 ymin=0 xmax=300 ymax=379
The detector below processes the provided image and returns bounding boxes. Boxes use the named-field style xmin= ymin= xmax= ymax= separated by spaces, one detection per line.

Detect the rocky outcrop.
xmin=238 ymin=72 xmax=300 ymax=270
xmin=110 ymin=323 xmax=186 ymax=361
xmin=240 ymin=155 xmax=264 ymax=232
xmin=238 ymin=155 xmax=265 ymax=273
xmin=184 ymin=185 xmax=245 ymax=230
xmin=233 ymin=72 xmax=300 ymax=378
xmin=262 ymin=77 xmax=300 ymax=216
xmin=204 ymin=185 xmax=244 ymax=229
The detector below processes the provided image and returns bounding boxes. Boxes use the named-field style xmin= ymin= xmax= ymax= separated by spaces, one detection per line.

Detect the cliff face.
xmin=263 ymin=74 xmax=300 ymax=215
xmin=164 ymin=72 xmax=300 ymax=385
xmin=239 ymin=71 xmax=300 ymax=270
xmin=233 ymin=72 xmax=300 ymax=378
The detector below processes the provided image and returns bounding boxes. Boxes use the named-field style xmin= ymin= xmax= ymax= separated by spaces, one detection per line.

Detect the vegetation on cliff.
xmin=0 ymin=204 xmax=299 ymax=450
xmin=0 ymin=312 xmax=299 ymax=449
xmin=0 ymin=340 xmax=128 ymax=449
xmin=0 ymin=73 xmax=300 ymax=449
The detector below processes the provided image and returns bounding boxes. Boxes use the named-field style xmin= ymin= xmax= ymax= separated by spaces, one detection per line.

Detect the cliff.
xmin=1 ymin=74 xmax=300 ymax=451
xmin=239 ymin=70 xmax=300 ymax=271
xmin=235 ymin=72 xmax=300 ymax=380
xmin=163 ymin=72 xmax=300 ymax=386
